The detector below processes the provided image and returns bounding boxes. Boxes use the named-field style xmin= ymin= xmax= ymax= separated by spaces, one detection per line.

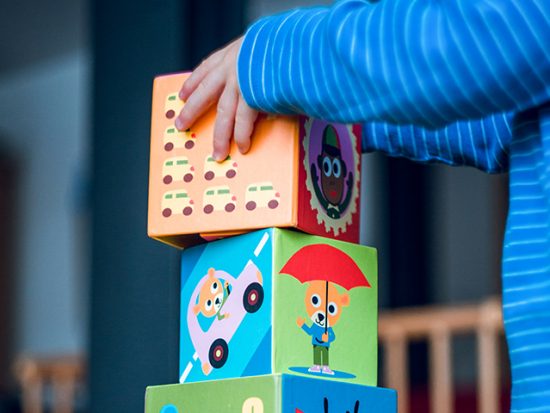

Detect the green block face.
xmin=147 ymin=376 xmax=277 ymax=413
xmin=145 ymin=375 xmax=396 ymax=413
xmin=180 ymin=228 xmax=377 ymax=385
xmin=273 ymin=229 xmax=377 ymax=386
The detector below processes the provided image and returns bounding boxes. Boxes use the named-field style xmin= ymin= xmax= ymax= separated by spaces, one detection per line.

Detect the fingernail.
xmin=175 ymin=117 xmax=183 ymax=130
xmin=213 ymin=151 xmax=222 ymax=162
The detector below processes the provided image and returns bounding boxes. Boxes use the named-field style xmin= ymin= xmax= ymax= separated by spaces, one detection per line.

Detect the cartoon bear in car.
xmin=296 ymin=280 xmax=350 ymax=375
xmin=187 ymin=263 xmax=264 ymax=376
xmin=193 ymin=268 xmax=232 ymax=321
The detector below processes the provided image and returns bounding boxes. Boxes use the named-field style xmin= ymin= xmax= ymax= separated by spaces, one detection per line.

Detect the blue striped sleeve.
xmin=237 ymin=0 xmax=550 ymax=128
xmin=363 ymin=112 xmax=513 ymax=173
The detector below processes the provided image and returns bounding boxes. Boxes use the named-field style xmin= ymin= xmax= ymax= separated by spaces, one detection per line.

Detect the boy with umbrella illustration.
xmin=280 ymin=244 xmax=370 ymax=375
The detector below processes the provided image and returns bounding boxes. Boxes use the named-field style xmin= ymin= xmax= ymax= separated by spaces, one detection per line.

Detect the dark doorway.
xmin=90 ymin=1 xmax=246 ymax=411
xmin=0 ymin=149 xmax=18 ymax=412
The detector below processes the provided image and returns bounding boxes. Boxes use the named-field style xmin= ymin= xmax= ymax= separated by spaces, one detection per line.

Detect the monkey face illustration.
xmin=319 ymin=152 xmax=346 ymax=205
xmin=313 ymin=124 xmax=350 ymax=208
xmin=308 ymin=123 xmax=356 ymax=222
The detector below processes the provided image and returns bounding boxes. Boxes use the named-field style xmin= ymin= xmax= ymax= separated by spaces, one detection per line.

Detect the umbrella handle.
xmin=325 ymin=281 xmax=329 ymax=335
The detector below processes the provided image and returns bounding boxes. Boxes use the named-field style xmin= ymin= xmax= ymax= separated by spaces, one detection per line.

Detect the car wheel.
xmin=164 ymin=142 xmax=174 ymax=152
xmin=225 ymin=203 xmax=235 ymax=212
xmin=268 ymin=200 xmax=279 ymax=209
xmin=243 ymin=282 xmax=264 ymax=313
xmin=165 ymin=110 xmax=175 ymax=119
xmin=183 ymin=207 xmax=193 ymax=216
xmin=163 ymin=175 xmax=172 ymax=185
xmin=209 ymin=338 xmax=229 ymax=369
xmin=204 ymin=171 xmax=215 ymax=181
xmin=226 ymin=169 xmax=236 ymax=179
xmin=246 ymin=201 xmax=256 ymax=211
xmin=204 ymin=204 xmax=214 ymax=214
xmin=185 ymin=140 xmax=195 ymax=149
xmin=162 ymin=208 xmax=172 ymax=218
xmin=183 ymin=173 xmax=193 ymax=183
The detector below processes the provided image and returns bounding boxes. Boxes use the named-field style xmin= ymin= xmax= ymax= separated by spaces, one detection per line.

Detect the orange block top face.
xmin=148 ymin=72 xmax=361 ymax=248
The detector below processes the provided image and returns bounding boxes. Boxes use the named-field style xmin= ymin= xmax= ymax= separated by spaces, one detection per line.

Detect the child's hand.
xmin=176 ymin=37 xmax=259 ymax=162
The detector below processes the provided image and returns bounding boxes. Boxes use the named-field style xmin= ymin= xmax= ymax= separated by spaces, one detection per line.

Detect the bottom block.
xmin=145 ymin=374 xmax=396 ymax=412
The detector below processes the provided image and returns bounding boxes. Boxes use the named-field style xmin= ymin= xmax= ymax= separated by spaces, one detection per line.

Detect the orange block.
xmin=148 ymin=73 xmax=362 ymax=248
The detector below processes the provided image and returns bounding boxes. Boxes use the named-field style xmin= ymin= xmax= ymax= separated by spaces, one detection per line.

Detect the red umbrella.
xmin=280 ymin=244 xmax=370 ymax=289
xmin=280 ymin=244 xmax=370 ymax=334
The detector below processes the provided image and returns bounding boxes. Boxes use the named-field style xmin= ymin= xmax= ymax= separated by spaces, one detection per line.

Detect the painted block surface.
xmin=179 ymin=229 xmax=377 ymax=386
xmin=148 ymin=73 xmax=361 ymax=248
xmin=145 ymin=374 xmax=396 ymax=413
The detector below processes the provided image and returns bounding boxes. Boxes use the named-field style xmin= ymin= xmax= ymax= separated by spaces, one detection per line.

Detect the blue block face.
xmin=179 ymin=229 xmax=273 ymax=383
xmin=283 ymin=375 xmax=396 ymax=412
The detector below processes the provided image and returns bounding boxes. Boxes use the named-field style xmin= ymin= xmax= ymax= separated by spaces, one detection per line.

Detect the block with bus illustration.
xmin=145 ymin=374 xmax=396 ymax=413
xmin=179 ymin=228 xmax=377 ymax=386
xmin=148 ymin=73 xmax=362 ymax=248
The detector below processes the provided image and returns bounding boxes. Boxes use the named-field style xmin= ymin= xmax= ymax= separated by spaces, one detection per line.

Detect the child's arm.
xmin=177 ymin=0 xmax=548 ymax=162
xmin=362 ymin=112 xmax=512 ymax=173
xmin=238 ymin=1 xmax=549 ymax=127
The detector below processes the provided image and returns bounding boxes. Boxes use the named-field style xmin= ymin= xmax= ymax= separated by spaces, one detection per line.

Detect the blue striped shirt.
xmin=237 ymin=1 xmax=550 ymax=411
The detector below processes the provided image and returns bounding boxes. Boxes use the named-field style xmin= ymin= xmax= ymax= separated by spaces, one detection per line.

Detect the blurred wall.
xmin=0 ymin=0 xmax=90 ymax=365
xmin=0 ymin=54 xmax=90 ymax=355
xmin=429 ymin=166 xmax=506 ymax=304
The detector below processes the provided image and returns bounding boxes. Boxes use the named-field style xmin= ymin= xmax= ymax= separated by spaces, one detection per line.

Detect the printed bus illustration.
xmin=164 ymin=93 xmax=183 ymax=119
xmin=163 ymin=126 xmax=197 ymax=152
xmin=245 ymin=182 xmax=280 ymax=211
xmin=162 ymin=156 xmax=195 ymax=184
xmin=203 ymin=156 xmax=238 ymax=180
xmin=162 ymin=189 xmax=194 ymax=217
xmin=202 ymin=186 xmax=236 ymax=214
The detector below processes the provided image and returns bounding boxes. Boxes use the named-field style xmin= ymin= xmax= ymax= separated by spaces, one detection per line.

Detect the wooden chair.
xmin=13 ymin=355 xmax=85 ymax=413
xmin=379 ymin=297 xmax=504 ymax=413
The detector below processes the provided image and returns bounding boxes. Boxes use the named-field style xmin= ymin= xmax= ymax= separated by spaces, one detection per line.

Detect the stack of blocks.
xmin=145 ymin=73 xmax=397 ymax=412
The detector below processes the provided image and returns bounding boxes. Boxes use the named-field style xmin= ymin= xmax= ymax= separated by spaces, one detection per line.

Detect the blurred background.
xmin=0 ymin=0 xmax=509 ymax=412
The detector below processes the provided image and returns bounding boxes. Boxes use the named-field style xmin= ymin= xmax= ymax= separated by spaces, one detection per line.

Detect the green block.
xmin=146 ymin=374 xmax=396 ymax=412
xmin=180 ymin=228 xmax=377 ymax=385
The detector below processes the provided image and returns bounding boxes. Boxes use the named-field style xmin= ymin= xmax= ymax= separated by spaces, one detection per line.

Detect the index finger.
xmin=175 ymin=73 xmax=224 ymax=131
